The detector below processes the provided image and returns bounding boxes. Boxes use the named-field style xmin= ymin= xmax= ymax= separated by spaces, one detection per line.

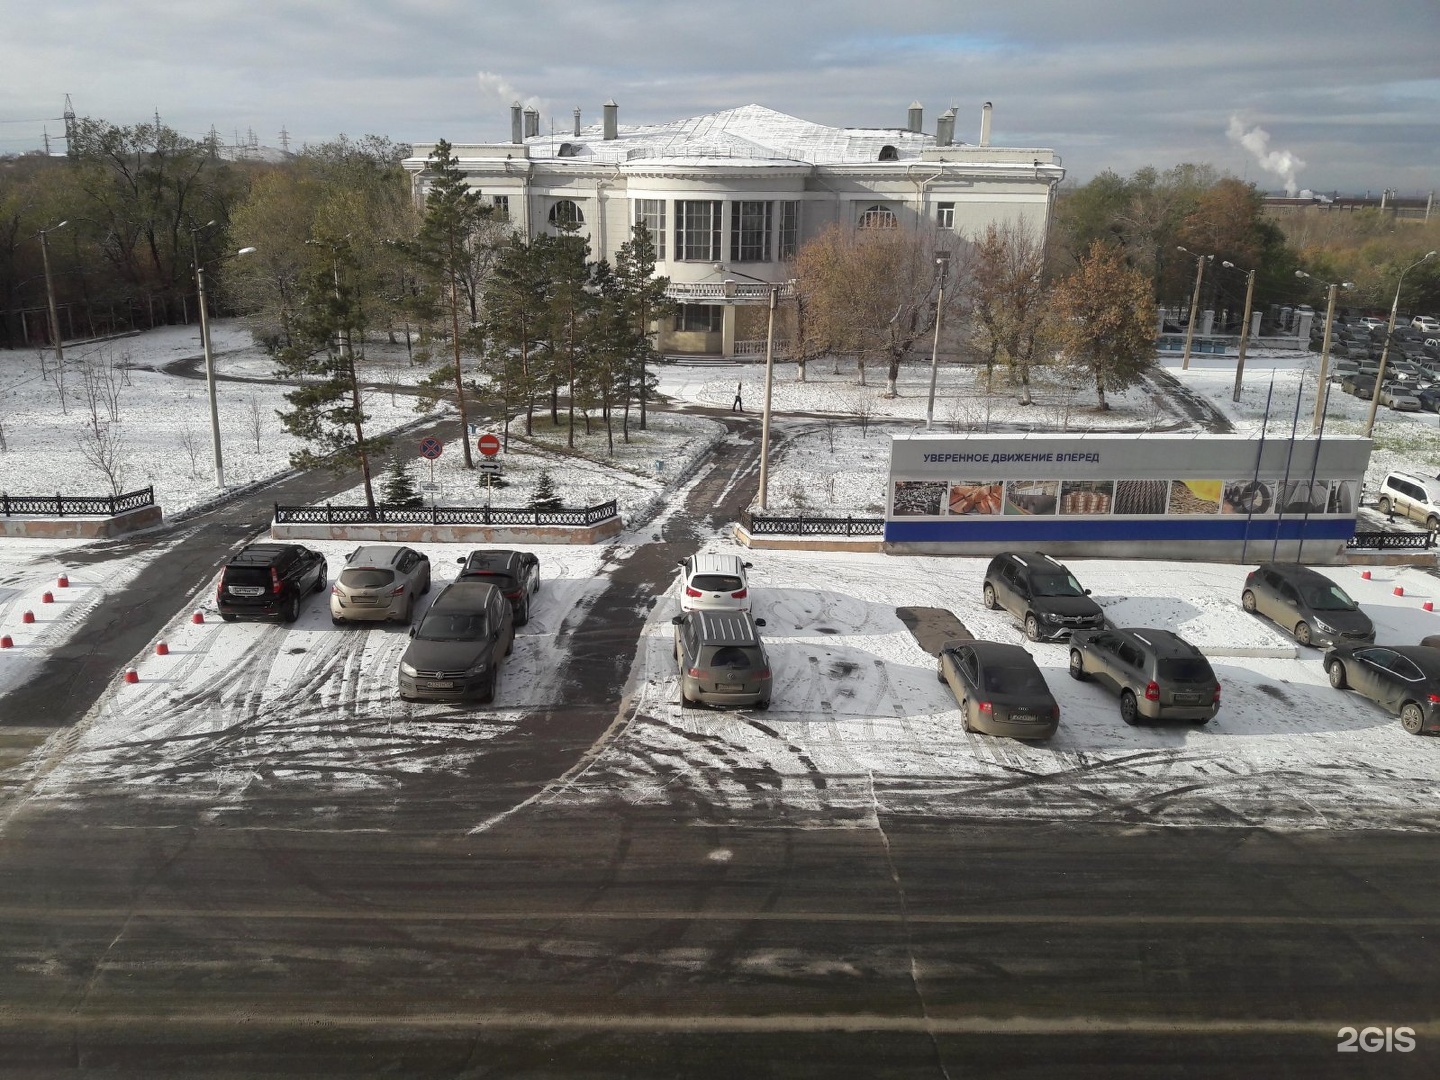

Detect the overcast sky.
xmin=3 ymin=0 xmax=1437 ymax=196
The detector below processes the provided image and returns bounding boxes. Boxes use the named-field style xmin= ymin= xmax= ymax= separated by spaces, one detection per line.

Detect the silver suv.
xmin=672 ymin=609 xmax=771 ymax=709
xmin=1069 ymin=627 xmax=1220 ymax=725
xmin=330 ymin=545 xmax=431 ymax=625
xmin=1376 ymin=471 xmax=1440 ymax=530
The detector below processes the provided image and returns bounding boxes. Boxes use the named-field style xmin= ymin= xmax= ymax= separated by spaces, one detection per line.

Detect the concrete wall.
xmin=270 ymin=516 xmax=622 ymax=546
xmin=0 ymin=505 xmax=162 ymax=539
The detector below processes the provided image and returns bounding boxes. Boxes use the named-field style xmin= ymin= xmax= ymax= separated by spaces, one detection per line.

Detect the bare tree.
xmin=76 ymin=420 xmax=128 ymax=496
xmin=77 ymin=350 xmax=126 ymax=428
xmin=852 ymin=393 xmax=876 ymax=436
xmin=245 ymin=391 xmax=267 ymax=451
xmin=177 ymin=421 xmax=202 ymax=478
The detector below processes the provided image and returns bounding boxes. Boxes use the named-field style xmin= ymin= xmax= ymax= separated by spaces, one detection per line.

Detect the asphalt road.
xmin=1 ymin=405 xmax=1438 ymax=1077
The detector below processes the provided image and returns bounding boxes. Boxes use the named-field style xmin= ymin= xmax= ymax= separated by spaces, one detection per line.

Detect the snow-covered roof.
xmin=523 ymin=104 xmax=944 ymax=167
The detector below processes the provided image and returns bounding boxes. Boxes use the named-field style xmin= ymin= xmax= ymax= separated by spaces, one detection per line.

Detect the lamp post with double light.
xmin=193 ymin=242 xmax=256 ymax=488
xmin=924 ymin=250 xmax=951 ymax=429
xmin=1177 ymin=246 xmax=1212 ymax=369
xmin=1364 ymin=250 xmax=1437 ymax=437
xmin=758 ymin=287 xmax=779 ymax=510
xmin=36 ymin=220 xmax=69 ymax=369
xmin=1224 ymin=260 xmax=1258 ymax=403
xmin=1295 ymin=271 xmax=1354 ymax=433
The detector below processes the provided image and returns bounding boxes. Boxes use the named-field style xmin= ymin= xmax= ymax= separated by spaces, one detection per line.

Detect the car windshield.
xmin=340 ymin=568 xmax=394 ymax=589
xmin=416 ymin=613 xmax=488 ymax=641
xmin=1306 ymin=584 xmax=1357 ymax=611
xmin=1156 ymin=657 xmax=1214 ymax=683
xmin=1030 ymin=572 xmax=1085 ymax=597
xmin=691 ymin=574 xmax=742 ymax=593
xmin=982 ymin=665 xmax=1048 ymax=695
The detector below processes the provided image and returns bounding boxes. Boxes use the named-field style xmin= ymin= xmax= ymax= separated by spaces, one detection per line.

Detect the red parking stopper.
xmin=123 ymin=668 xmax=139 ymax=684
xmin=22 ymin=610 xmax=34 ymax=624
xmin=1361 ymin=570 xmax=1372 ymax=580
xmin=0 ymin=635 xmax=12 ymax=649
xmin=57 ymin=574 xmax=69 ymax=588
xmin=1395 ymin=586 xmax=1405 ymax=596
xmin=41 ymin=591 xmax=54 ymax=604
xmin=155 ymin=641 xmax=170 ymax=656
xmin=191 ymin=611 xmax=205 ymax=624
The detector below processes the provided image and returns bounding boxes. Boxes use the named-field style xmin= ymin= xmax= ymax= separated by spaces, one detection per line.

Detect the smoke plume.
xmin=1227 ymin=116 xmax=1304 ymax=197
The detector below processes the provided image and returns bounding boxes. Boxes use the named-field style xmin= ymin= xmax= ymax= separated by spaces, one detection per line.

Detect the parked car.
xmin=455 ymin=548 xmax=541 ymax=625
xmin=672 ymin=609 xmax=771 ymax=709
xmin=1377 ymin=471 xmax=1440 ymax=529
xmin=1323 ymin=644 xmax=1440 ymax=735
xmin=1379 ymin=383 xmax=1422 ymax=411
xmin=1241 ymin=563 xmax=1375 ymax=648
xmin=330 ymin=544 xmax=431 ymax=625
xmin=677 ymin=552 xmax=754 ymax=613
xmin=1342 ymin=373 xmax=1376 ymax=399
xmin=937 ymin=639 xmax=1059 ymax=740
xmin=1358 ymin=316 xmax=1388 ymax=331
xmin=397 ymin=581 xmax=514 ymax=703
xmin=1068 ymin=627 xmax=1220 ymax=725
xmin=1414 ymin=316 xmax=1440 ymax=333
xmin=1413 ymin=386 xmax=1440 ymax=413
xmin=982 ymin=552 xmax=1106 ymax=641
xmin=216 ymin=543 xmax=328 ymax=623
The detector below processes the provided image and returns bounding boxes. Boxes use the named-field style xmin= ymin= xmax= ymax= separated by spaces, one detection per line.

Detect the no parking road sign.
xmin=477 ymin=433 xmax=501 ymax=457
xmin=419 ymin=436 xmax=444 ymax=460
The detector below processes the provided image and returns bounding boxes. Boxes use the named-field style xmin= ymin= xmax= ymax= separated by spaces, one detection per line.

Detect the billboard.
xmin=884 ymin=433 xmax=1371 ymax=562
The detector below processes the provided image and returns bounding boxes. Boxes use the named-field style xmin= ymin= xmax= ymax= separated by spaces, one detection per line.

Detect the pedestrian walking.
xmin=732 ymin=382 xmax=744 ymax=412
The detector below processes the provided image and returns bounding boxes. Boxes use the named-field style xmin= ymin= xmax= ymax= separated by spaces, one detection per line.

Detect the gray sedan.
xmin=937 ymin=640 xmax=1059 ymax=740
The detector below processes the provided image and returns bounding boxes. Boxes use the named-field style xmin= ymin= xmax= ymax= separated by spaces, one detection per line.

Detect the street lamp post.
xmin=758 ymin=288 xmax=779 ymax=510
xmin=1226 ymin=261 xmax=1257 ymax=403
xmin=1295 ymin=271 xmax=1353 ymax=433
xmin=194 ymin=244 xmax=257 ymax=489
xmin=36 ymin=220 xmax=69 ymax=369
xmin=925 ymin=251 xmax=950 ymax=430
xmin=1363 ymin=250 xmax=1437 ymax=437
xmin=1177 ymin=247 xmax=1211 ymax=370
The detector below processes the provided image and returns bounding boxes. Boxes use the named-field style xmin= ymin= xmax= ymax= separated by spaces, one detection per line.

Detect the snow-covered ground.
xmin=5 ymin=325 xmax=1440 ymax=834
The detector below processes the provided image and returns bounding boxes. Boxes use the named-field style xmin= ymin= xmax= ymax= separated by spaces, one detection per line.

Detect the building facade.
xmin=404 ymin=101 xmax=1064 ymax=358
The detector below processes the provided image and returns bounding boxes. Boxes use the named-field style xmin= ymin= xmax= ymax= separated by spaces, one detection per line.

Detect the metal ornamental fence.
xmin=273 ymin=500 xmax=619 ymax=528
xmin=1 ymin=486 xmax=155 ymax=517
xmin=1348 ymin=530 xmax=1435 ymax=551
xmin=741 ymin=510 xmax=885 ymax=537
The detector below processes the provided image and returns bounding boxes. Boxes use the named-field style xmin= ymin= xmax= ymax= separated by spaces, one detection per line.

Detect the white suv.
xmin=1413 ymin=315 xmax=1440 ymax=334
xmin=677 ymin=553 xmax=754 ymax=613
xmin=1376 ymin=471 xmax=1440 ymax=530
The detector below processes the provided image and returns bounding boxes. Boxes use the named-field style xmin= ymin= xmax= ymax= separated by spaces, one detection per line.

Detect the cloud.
xmin=1226 ymin=116 xmax=1305 ymax=196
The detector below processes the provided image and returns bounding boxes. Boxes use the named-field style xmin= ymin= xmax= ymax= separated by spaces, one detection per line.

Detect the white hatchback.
xmin=677 ymin=553 xmax=754 ymax=613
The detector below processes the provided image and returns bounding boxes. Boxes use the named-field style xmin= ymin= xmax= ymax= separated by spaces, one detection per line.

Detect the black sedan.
xmin=937 ymin=639 xmax=1059 ymax=740
xmin=1323 ymin=644 xmax=1440 ymax=735
xmin=455 ymin=549 xmax=541 ymax=625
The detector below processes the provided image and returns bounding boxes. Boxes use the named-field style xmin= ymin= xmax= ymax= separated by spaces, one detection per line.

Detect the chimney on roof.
xmin=979 ymin=101 xmax=992 ymax=147
xmin=936 ymin=108 xmax=956 ymax=147
xmin=523 ymin=106 xmax=539 ymax=139
xmin=510 ymin=103 xmax=523 ymax=144
xmin=908 ymin=101 xmax=923 ymax=134
xmin=603 ymin=99 xmax=618 ymax=141
xmin=573 ymin=107 xmax=582 ymax=136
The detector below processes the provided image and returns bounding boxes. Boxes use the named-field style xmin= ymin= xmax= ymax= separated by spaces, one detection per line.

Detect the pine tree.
xmin=380 ymin=455 xmax=423 ymax=507
xmin=528 ymin=469 xmax=563 ymax=511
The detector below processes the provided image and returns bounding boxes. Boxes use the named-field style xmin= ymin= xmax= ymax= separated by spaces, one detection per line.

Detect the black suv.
xmin=216 ymin=543 xmax=328 ymax=623
xmin=455 ymin=549 xmax=540 ymax=625
xmin=982 ymin=552 xmax=1105 ymax=641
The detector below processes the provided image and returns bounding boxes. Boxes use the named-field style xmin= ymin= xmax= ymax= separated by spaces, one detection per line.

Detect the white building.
xmin=404 ymin=101 xmax=1063 ymax=358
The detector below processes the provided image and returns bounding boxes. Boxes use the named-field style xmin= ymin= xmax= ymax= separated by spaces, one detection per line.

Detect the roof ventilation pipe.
xmin=603 ymin=99 xmax=618 ymax=141
xmin=979 ymin=101 xmax=992 ymax=147
xmin=510 ymin=103 xmax=523 ymax=144
xmin=936 ymin=108 xmax=956 ymax=147
xmin=573 ymin=107 xmax=582 ymax=136
xmin=523 ymin=107 xmax=540 ymax=139
xmin=908 ymin=101 xmax=923 ymax=133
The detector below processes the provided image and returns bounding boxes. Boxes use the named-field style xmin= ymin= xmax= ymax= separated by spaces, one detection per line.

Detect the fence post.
xmin=1 ymin=493 xmax=7 ymax=516
xmin=56 ymin=493 xmax=64 ymax=517
xmin=326 ymin=503 xmax=333 ymax=524
xmin=431 ymin=503 xmax=438 ymax=525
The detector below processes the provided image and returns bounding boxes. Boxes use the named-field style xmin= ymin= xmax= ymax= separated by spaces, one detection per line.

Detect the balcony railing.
xmin=664 ymin=281 xmax=796 ymax=303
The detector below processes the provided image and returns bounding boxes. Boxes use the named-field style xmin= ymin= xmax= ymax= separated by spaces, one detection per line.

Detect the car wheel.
xmin=313 ymin=572 xmax=327 ymax=595
xmin=1378 ymin=496 xmax=1391 ymax=515
xmin=680 ymin=690 xmax=696 ymax=709
xmin=755 ymin=699 xmax=770 ymax=711
xmin=960 ymin=703 xmax=973 ymax=732
xmin=421 ymin=571 xmax=431 ymax=595
xmin=982 ymin=583 xmax=998 ymax=610
xmin=1024 ymin=613 xmax=1041 ymax=641
xmin=936 ymin=664 xmax=947 ymax=684
xmin=1294 ymin=621 xmax=1312 ymax=647
xmin=1241 ymin=590 xmax=1257 ymax=614
xmin=331 ymin=615 xmax=344 ymax=627
xmin=1326 ymin=659 xmax=1348 ymax=690
xmin=1428 ymin=515 xmax=1440 ymax=532
xmin=1120 ymin=690 xmax=1141 ymax=726
xmin=220 ymin=613 xmax=237 ymax=623
xmin=516 ymin=597 xmax=529 ymax=628
xmin=282 ymin=593 xmax=300 ymax=624
xmin=400 ymin=596 xmax=413 ymax=624
xmin=1068 ymin=650 xmax=1087 ymax=681
xmin=1401 ymin=702 xmax=1425 ymax=735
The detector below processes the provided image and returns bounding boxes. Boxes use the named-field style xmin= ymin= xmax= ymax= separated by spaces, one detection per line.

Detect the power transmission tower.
xmin=279 ymin=126 xmax=290 ymax=154
xmin=63 ymin=93 xmax=77 ymax=159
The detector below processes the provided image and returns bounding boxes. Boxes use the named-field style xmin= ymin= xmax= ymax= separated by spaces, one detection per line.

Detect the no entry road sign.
xmin=419 ymin=436 xmax=444 ymax=460
xmin=477 ymin=433 xmax=501 ymax=457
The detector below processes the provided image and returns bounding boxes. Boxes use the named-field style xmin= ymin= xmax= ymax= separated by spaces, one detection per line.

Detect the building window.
xmin=730 ymin=201 xmax=772 ymax=263
xmin=858 ymin=204 xmax=898 ymax=229
xmin=634 ymin=199 xmax=666 ymax=260
xmin=675 ymin=200 xmax=721 ymax=261
xmin=674 ymin=304 xmax=722 ymax=333
xmin=491 ymin=195 xmax=510 ymax=220
xmin=779 ymin=201 xmax=799 ymax=261
xmin=937 ymin=202 xmax=954 ymax=229
xmin=548 ymin=199 xmax=584 ymax=229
